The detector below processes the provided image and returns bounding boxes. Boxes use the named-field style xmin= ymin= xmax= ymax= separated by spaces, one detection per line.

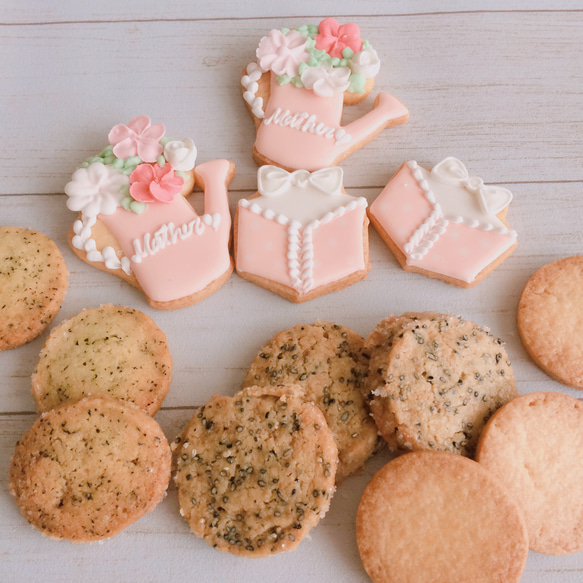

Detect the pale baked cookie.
xmin=9 ymin=394 xmax=171 ymax=542
xmin=64 ymin=115 xmax=235 ymax=310
xmin=174 ymin=385 xmax=337 ymax=557
xmin=517 ymin=256 xmax=583 ymax=388
xmin=369 ymin=314 xmax=517 ymax=456
xmin=477 ymin=392 xmax=583 ymax=555
xmin=357 ymin=452 xmax=529 ymax=583
xmin=241 ymin=18 xmax=408 ymax=172
xmin=31 ymin=304 xmax=172 ymax=414
xmin=235 ymin=166 xmax=370 ymax=302
xmin=362 ymin=312 xmax=444 ymax=451
xmin=241 ymin=321 xmax=377 ymax=480
xmin=0 ymin=227 xmax=68 ymax=352
xmin=369 ymin=158 xmax=517 ymax=288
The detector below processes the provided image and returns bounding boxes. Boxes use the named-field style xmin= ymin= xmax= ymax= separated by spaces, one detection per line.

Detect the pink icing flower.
xmin=129 ymin=163 xmax=184 ymax=204
xmin=108 ymin=115 xmax=165 ymax=163
xmin=314 ymin=18 xmax=362 ymax=58
xmin=256 ymin=29 xmax=310 ymax=77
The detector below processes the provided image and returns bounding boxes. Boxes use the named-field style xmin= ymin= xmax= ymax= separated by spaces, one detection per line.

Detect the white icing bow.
xmin=431 ymin=157 xmax=513 ymax=215
xmin=257 ymin=165 xmax=343 ymax=197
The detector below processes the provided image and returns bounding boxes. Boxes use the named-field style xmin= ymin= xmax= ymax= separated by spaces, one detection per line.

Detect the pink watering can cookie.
xmin=65 ymin=115 xmax=235 ymax=309
xmin=241 ymin=18 xmax=409 ymax=171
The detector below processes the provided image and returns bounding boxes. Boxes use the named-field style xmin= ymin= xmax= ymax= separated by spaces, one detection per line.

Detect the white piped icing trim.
xmin=239 ymin=197 xmax=367 ymax=293
xmin=72 ymin=215 xmax=131 ymax=275
xmin=241 ymin=63 xmax=265 ymax=119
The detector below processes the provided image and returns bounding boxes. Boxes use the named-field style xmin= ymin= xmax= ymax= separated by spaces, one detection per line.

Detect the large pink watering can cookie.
xmin=241 ymin=18 xmax=409 ymax=171
xmin=65 ymin=116 xmax=235 ymax=310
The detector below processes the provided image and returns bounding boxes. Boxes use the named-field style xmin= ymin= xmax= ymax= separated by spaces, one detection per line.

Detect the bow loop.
xmin=431 ymin=157 xmax=512 ymax=215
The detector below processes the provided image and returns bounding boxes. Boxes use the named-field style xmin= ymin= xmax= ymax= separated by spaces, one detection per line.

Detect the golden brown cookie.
xmin=518 ymin=256 xmax=583 ymax=389
xmin=357 ymin=452 xmax=529 ymax=583
xmin=241 ymin=321 xmax=377 ymax=480
xmin=476 ymin=391 xmax=583 ymax=555
xmin=174 ymin=385 xmax=337 ymax=557
xmin=368 ymin=314 xmax=517 ymax=456
xmin=31 ymin=304 xmax=172 ymax=415
xmin=0 ymin=227 xmax=68 ymax=352
xmin=362 ymin=312 xmax=444 ymax=451
xmin=9 ymin=394 xmax=171 ymax=542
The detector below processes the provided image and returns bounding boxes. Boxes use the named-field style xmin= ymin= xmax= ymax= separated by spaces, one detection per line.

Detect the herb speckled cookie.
xmin=9 ymin=394 xmax=171 ymax=542
xmin=32 ymin=304 xmax=172 ymax=415
xmin=241 ymin=321 xmax=377 ymax=480
xmin=357 ymin=452 xmax=528 ymax=583
xmin=0 ymin=227 xmax=68 ymax=351
xmin=368 ymin=314 xmax=517 ymax=456
xmin=174 ymin=385 xmax=337 ymax=557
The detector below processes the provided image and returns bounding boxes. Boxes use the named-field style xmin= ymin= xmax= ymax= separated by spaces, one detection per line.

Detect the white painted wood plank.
xmin=0 ymin=12 xmax=581 ymax=195
xmin=3 ymin=1 xmax=583 ymax=24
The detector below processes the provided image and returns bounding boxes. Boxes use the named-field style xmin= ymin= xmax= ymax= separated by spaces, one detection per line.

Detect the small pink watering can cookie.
xmin=241 ymin=19 xmax=409 ymax=171
xmin=65 ymin=116 xmax=235 ymax=309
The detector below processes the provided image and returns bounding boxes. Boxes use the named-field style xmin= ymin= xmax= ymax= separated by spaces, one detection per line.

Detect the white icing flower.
xmin=164 ymin=138 xmax=197 ymax=171
xmin=300 ymin=64 xmax=351 ymax=97
xmin=349 ymin=45 xmax=381 ymax=78
xmin=65 ymin=162 xmax=128 ymax=218
xmin=256 ymin=29 xmax=310 ymax=77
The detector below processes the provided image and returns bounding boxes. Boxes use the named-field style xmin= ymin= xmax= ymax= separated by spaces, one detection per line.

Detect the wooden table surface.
xmin=1 ymin=2 xmax=582 ymax=581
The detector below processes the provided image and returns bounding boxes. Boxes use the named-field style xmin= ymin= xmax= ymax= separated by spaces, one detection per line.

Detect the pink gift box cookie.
xmin=369 ymin=157 xmax=517 ymax=288
xmin=235 ymin=165 xmax=369 ymax=302
xmin=65 ymin=115 xmax=235 ymax=310
xmin=241 ymin=18 xmax=409 ymax=171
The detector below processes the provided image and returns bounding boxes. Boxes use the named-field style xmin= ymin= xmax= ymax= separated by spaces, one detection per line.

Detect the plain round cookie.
xmin=9 ymin=394 xmax=171 ymax=542
xmin=174 ymin=385 xmax=338 ymax=557
xmin=362 ymin=312 xmax=445 ymax=451
xmin=476 ymin=392 xmax=583 ymax=555
xmin=241 ymin=321 xmax=377 ymax=481
xmin=31 ymin=304 xmax=172 ymax=415
xmin=518 ymin=256 xmax=583 ymax=388
xmin=369 ymin=314 xmax=517 ymax=457
xmin=356 ymin=452 xmax=529 ymax=583
xmin=0 ymin=227 xmax=68 ymax=351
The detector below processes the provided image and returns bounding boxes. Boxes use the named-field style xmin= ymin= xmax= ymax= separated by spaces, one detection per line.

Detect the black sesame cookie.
xmin=241 ymin=321 xmax=377 ymax=481
xmin=174 ymin=385 xmax=338 ymax=557
xmin=9 ymin=394 xmax=171 ymax=542
xmin=31 ymin=304 xmax=172 ymax=415
xmin=362 ymin=312 xmax=444 ymax=451
xmin=0 ymin=227 xmax=68 ymax=352
xmin=369 ymin=314 xmax=517 ymax=457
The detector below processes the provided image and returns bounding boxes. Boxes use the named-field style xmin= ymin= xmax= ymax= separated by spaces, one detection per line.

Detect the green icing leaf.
xmin=112 ymin=157 xmax=125 ymax=169
xmin=276 ymin=74 xmax=292 ymax=85
xmin=175 ymin=170 xmax=188 ymax=180
xmin=103 ymin=155 xmax=115 ymax=165
xmin=362 ymin=39 xmax=370 ymax=48
xmin=160 ymin=136 xmax=173 ymax=146
xmin=298 ymin=62 xmax=309 ymax=75
xmin=121 ymin=195 xmax=133 ymax=211
xmin=331 ymin=57 xmax=340 ymax=67
xmin=280 ymin=27 xmax=290 ymax=34
xmin=80 ymin=162 xmax=89 ymax=168
xmin=291 ymin=76 xmax=304 ymax=88
xmin=342 ymin=47 xmax=355 ymax=60
xmin=297 ymin=24 xmax=318 ymax=38
xmin=87 ymin=156 xmax=104 ymax=164
xmin=348 ymin=73 xmax=366 ymax=94
xmin=157 ymin=155 xmax=166 ymax=166
xmin=129 ymin=200 xmax=148 ymax=214
xmin=124 ymin=156 xmax=142 ymax=168
xmin=100 ymin=145 xmax=114 ymax=157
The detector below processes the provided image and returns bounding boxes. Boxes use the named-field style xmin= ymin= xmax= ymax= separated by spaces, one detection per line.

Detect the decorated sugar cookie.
xmin=369 ymin=158 xmax=517 ymax=288
xmin=234 ymin=165 xmax=369 ymax=303
xmin=241 ymin=18 xmax=409 ymax=171
xmin=65 ymin=116 xmax=235 ymax=309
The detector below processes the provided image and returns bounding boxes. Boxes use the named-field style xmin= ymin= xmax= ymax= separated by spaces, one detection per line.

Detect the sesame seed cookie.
xmin=368 ymin=314 xmax=517 ymax=456
xmin=362 ymin=312 xmax=444 ymax=451
xmin=0 ymin=227 xmax=68 ymax=352
xmin=241 ymin=321 xmax=377 ymax=481
xmin=357 ymin=452 xmax=528 ymax=583
xmin=477 ymin=392 xmax=583 ymax=555
xmin=31 ymin=304 xmax=172 ymax=415
xmin=174 ymin=385 xmax=338 ymax=557
xmin=9 ymin=394 xmax=171 ymax=542
xmin=517 ymin=256 xmax=583 ymax=389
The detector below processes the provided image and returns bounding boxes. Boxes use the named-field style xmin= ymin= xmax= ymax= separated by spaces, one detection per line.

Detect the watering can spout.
xmin=193 ymin=159 xmax=235 ymax=217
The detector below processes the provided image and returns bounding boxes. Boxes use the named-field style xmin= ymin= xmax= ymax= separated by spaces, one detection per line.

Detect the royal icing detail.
xmin=242 ymin=20 xmax=409 ymax=171
xmin=236 ymin=166 xmax=368 ymax=297
xmin=65 ymin=116 xmax=234 ymax=305
xmin=369 ymin=158 xmax=517 ymax=285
